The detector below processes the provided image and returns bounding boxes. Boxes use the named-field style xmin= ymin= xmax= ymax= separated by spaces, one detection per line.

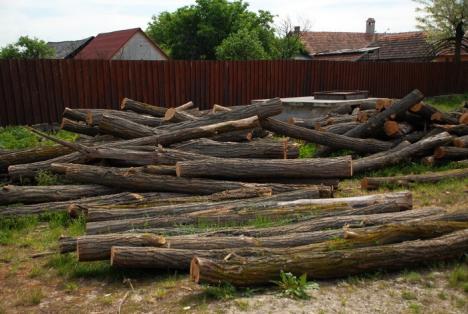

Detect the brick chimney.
xmin=294 ymin=26 xmax=300 ymax=34
xmin=366 ymin=18 xmax=375 ymax=34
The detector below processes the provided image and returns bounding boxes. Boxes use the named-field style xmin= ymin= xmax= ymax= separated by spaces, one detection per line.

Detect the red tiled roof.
xmin=366 ymin=32 xmax=435 ymax=60
xmin=313 ymin=52 xmax=366 ymax=62
xmin=301 ymin=32 xmax=376 ymax=54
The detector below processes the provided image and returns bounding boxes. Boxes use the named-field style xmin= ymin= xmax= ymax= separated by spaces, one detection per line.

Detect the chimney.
xmin=294 ymin=26 xmax=300 ymax=34
xmin=366 ymin=18 xmax=375 ymax=34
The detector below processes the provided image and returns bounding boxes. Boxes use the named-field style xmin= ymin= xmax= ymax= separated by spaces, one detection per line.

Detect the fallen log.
xmin=384 ymin=121 xmax=414 ymax=138
xmin=176 ymin=155 xmax=352 ymax=179
xmin=0 ymin=145 xmax=73 ymax=170
xmin=434 ymin=146 xmax=468 ymax=160
xmin=0 ymin=191 xmax=184 ymax=217
xmin=361 ymin=168 xmax=468 ymax=190
xmin=0 ymin=184 xmax=116 ymax=205
xmin=171 ymin=138 xmax=299 ymax=159
xmin=143 ymin=165 xmax=176 ymax=176
xmin=212 ymin=104 xmax=232 ymax=113
xmin=190 ymin=229 xmax=468 ymax=286
xmin=460 ymin=112 xmax=468 ymax=124
xmin=453 ymin=135 xmax=468 ymax=148
xmin=97 ymin=114 xmax=156 ymax=139
xmin=61 ymin=118 xmax=99 ymax=136
xmin=120 ymin=98 xmax=168 ymax=117
xmin=409 ymin=102 xmax=458 ymax=124
xmin=50 ymin=163 xmax=315 ymax=195
xmin=433 ymin=124 xmax=468 ymax=136
xmin=353 ymin=132 xmax=453 ymax=174
xmin=86 ymin=110 xmax=163 ymax=127
xmin=321 ymin=122 xmax=361 ymax=134
xmin=260 ymin=118 xmax=393 ymax=154
xmin=210 ymin=128 xmax=268 ymax=142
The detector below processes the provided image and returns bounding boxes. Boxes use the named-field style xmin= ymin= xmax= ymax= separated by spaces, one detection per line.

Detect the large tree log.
xmin=83 ymin=188 xmax=334 ymax=222
xmin=97 ymin=114 xmax=156 ymax=139
xmin=0 ymin=192 xmax=184 ymax=217
xmin=50 ymin=163 xmax=316 ymax=195
xmin=361 ymin=168 xmax=468 ymax=190
xmin=86 ymin=110 xmax=163 ymax=127
xmin=0 ymin=184 xmax=116 ymax=205
xmin=409 ymin=102 xmax=458 ymax=124
xmin=0 ymin=145 xmax=73 ymax=170
xmin=61 ymin=118 xmax=99 ymax=136
xmin=260 ymin=118 xmax=393 ymax=154
xmin=210 ymin=128 xmax=268 ymax=142
xmin=453 ymin=135 xmax=468 ymax=148
xmin=434 ymin=146 xmax=468 ymax=160
xmin=176 ymin=156 xmax=352 ymax=179
xmin=190 ymin=229 xmax=468 ymax=286
xmin=171 ymin=138 xmax=299 ymax=159
xmin=110 ymin=221 xmax=468 ymax=270
xmin=120 ymin=98 xmax=168 ymax=117
xmin=321 ymin=122 xmax=361 ymax=134
xmin=433 ymin=124 xmax=468 ymax=136
xmin=156 ymin=98 xmax=282 ymax=132
xmin=353 ymin=132 xmax=453 ymax=174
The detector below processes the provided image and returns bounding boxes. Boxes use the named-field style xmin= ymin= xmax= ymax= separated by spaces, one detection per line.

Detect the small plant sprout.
xmin=272 ymin=270 xmax=319 ymax=300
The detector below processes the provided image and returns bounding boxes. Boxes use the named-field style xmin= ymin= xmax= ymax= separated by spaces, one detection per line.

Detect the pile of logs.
xmin=0 ymin=90 xmax=467 ymax=286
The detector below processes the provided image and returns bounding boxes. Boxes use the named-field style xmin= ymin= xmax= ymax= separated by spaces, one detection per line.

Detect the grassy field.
xmin=0 ymin=94 xmax=467 ymax=313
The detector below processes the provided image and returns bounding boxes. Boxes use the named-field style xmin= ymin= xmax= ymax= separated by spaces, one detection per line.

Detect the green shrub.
xmin=272 ymin=271 xmax=318 ymax=300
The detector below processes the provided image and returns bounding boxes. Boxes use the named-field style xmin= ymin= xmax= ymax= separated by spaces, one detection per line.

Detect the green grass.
xmin=272 ymin=271 xmax=319 ymax=300
xmin=34 ymin=170 xmax=61 ymax=186
xmin=401 ymin=290 xmax=417 ymax=300
xmin=424 ymin=93 xmax=468 ymax=112
xmin=15 ymin=287 xmax=44 ymax=306
xmin=299 ymin=143 xmax=317 ymax=158
xmin=0 ymin=126 xmax=77 ymax=150
xmin=202 ymin=283 xmax=237 ymax=300
xmin=448 ymin=263 xmax=468 ymax=292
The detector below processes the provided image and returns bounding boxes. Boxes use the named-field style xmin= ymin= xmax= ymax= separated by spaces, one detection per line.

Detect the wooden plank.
xmin=15 ymin=60 xmax=32 ymax=124
xmin=50 ymin=60 xmax=65 ymax=121
xmin=41 ymin=59 xmax=58 ymax=123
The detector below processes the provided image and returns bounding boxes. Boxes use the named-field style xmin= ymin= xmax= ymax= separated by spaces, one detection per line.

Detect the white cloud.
xmin=0 ymin=0 xmax=420 ymax=46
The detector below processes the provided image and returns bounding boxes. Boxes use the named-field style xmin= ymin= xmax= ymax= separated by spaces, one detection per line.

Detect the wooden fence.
xmin=0 ymin=59 xmax=467 ymax=126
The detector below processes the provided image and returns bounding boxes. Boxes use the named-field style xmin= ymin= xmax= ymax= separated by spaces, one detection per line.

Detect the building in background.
xmin=47 ymin=37 xmax=94 ymax=59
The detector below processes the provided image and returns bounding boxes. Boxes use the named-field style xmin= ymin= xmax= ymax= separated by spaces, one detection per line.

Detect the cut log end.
xmin=120 ymin=97 xmax=129 ymax=110
xmin=410 ymin=102 xmax=423 ymax=113
xmin=460 ymin=112 xmax=468 ymax=125
xmin=384 ymin=121 xmax=399 ymax=137
xmin=361 ymin=178 xmax=369 ymax=190
xmin=434 ymin=147 xmax=446 ymax=159
xmin=190 ymin=257 xmax=201 ymax=283
xmin=164 ymin=108 xmax=177 ymax=121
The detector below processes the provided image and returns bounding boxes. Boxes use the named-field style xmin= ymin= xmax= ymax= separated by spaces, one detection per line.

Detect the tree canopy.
xmin=146 ymin=0 xmax=305 ymax=60
xmin=414 ymin=0 xmax=467 ymax=63
xmin=0 ymin=36 xmax=55 ymax=59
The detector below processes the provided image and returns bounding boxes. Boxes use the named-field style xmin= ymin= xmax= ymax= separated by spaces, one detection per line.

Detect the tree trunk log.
xmin=384 ymin=121 xmax=414 ymax=138
xmin=320 ymin=122 xmax=361 ymax=134
xmin=209 ymin=128 xmax=268 ymax=142
xmin=86 ymin=110 xmax=163 ymax=127
xmin=352 ymin=132 xmax=453 ymax=174
xmin=212 ymin=104 xmax=232 ymax=113
xmin=190 ymin=229 xmax=468 ymax=286
xmin=171 ymin=138 xmax=299 ymax=159
xmin=163 ymin=107 xmax=199 ymax=123
xmin=260 ymin=118 xmax=393 ymax=154
xmin=453 ymin=135 xmax=468 ymax=148
xmin=120 ymin=98 xmax=168 ymax=117
xmin=459 ymin=112 xmax=468 ymax=124
xmin=0 ymin=145 xmax=73 ymax=170
xmin=97 ymin=114 xmax=156 ymax=139
xmin=176 ymin=156 xmax=352 ymax=179
xmin=0 ymin=184 xmax=116 ymax=205
xmin=434 ymin=146 xmax=468 ymax=160
xmin=61 ymin=118 xmax=99 ymax=136
xmin=361 ymin=168 xmax=468 ymax=190
xmin=409 ymin=102 xmax=458 ymax=124
xmin=433 ymin=124 xmax=468 ymax=136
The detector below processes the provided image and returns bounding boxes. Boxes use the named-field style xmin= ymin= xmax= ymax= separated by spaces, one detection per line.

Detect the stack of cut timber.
xmin=1 ymin=91 xmax=467 ymax=288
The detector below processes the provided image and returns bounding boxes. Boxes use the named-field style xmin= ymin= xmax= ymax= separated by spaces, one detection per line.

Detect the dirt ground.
xmin=0 ymin=178 xmax=467 ymax=314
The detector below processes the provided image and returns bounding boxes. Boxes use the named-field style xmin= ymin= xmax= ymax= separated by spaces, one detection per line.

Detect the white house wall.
xmin=113 ymin=32 xmax=167 ymax=60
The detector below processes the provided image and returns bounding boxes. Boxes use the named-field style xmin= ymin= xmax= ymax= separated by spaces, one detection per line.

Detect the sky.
xmin=0 ymin=0 xmax=420 ymax=46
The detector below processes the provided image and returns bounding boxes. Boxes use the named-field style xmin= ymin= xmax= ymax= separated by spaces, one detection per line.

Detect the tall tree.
xmin=414 ymin=0 xmax=467 ymax=63
xmin=0 ymin=36 xmax=55 ymax=59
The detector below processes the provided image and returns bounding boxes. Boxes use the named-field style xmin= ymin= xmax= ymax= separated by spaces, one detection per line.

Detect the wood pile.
xmin=1 ymin=90 xmax=467 ymax=287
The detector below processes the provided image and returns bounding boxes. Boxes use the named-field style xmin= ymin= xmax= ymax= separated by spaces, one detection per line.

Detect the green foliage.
xmin=0 ymin=36 xmax=54 ymax=59
xmin=202 ymin=282 xmax=236 ymax=300
xmin=424 ymin=92 xmax=468 ymax=112
xmin=15 ymin=287 xmax=44 ymax=306
xmin=146 ymin=0 xmax=303 ymax=60
xmin=272 ymin=271 xmax=318 ymax=300
xmin=401 ymin=290 xmax=418 ymax=300
xmin=216 ymin=28 xmax=268 ymax=60
xmin=299 ymin=143 xmax=316 ymax=158
xmin=34 ymin=170 xmax=60 ymax=186
xmin=0 ymin=126 xmax=77 ymax=150
xmin=414 ymin=0 xmax=467 ymax=62
xmin=448 ymin=263 xmax=468 ymax=291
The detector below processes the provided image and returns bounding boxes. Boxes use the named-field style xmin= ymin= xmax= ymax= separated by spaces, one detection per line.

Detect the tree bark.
xmin=320 ymin=122 xmax=361 ymax=134
xmin=209 ymin=128 xmax=268 ymax=142
xmin=212 ymin=104 xmax=232 ymax=113
xmin=434 ymin=146 xmax=468 ymax=160
xmin=260 ymin=118 xmax=393 ymax=154
xmin=0 ymin=145 xmax=73 ymax=170
xmin=98 ymin=114 xmax=156 ymax=139
xmin=409 ymin=102 xmax=458 ymax=124
xmin=120 ymin=98 xmax=168 ymax=117
xmin=352 ymin=132 xmax=453 ymax=174
xmin=433 ymin=124 xmax=468 ymax=136
xmin=50 ymin=163 xmax=316 ymax=195
xmin=163 ymin=107 xmax=199 ymax=123
xmin=190 ymin=229 xmax=468 ymax=286
xmin=171 ymin=138 xmax=299 ymax=159
xmin=453 ymin=135 xmax=468 ymax=148
xmin=361 ymin=168 xmax=468 ymax=190
xmin=0 ymin=184 xmax=116 ymax=205
xmin=176 ymin=155 xmax=352 ymax=179
xmin=86 ymin=110 xmax=163 ymax=127
xmin=61 ymin=118 xmax=99 ymax=136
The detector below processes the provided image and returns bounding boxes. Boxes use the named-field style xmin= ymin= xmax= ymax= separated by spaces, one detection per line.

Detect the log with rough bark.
xmin=98 ymin=114 xmax=156 ymax=139
xmin=384 ymin=121 xmax=414 ymax=138
xmin=0 ymin=184 xmax=116 ymax=205
xmin=86 ymin=110 xmax=163 ymax=127
xmin=0 ymin=145 xmax=73 ymax=170
xmin=212 ymin=104 xmax=232 ymax=113
xmin=260 ymin=118 xmax=393 ymax=154
xmin=120 ymin=98 xmax=168 ymax=117
xmin=0 ymin=191 xmax=183 ymax=217
xmin=460 ymin=112 xmax=468 ymax=124
xmin=453 ymin=135 xmax=468 ymax=148
xmin=164 ymin=102 xmax=198 ymax=122
xmin=409 ymin=102 xmax=458 ymax=124
xmin=434 ymin=146 xmax=468 ymax=160
xmin=176 ymin=155 xmax=352 ymax=179
xmin=50 ymin=163 xmax=315 ymax=195
xmin=109 ymin=221 xmax=468 ymax=270
xmin=83 ymin=188 xmax=334 ymax=222
xmin=320 ymin=122 xmax=361 ymax=134
xmin=361 ymin=168 xmax=468 ymax=190
xmin=353 ymin=132 xmax=453 ymax=174
xmin=433 ymin=124 xmax=468 ymax=136
xmin=210 ymin=128 xmax=268 ymax=142
xmin=61 ymin=118 xmax=99 ymax=136
xmin=143 ymin=165 xmax=177 ymax=176
xmin=171 ymin=138 xmax=299 ymax=159
xmin=157 ymin=98 xmax=282 ymax=132
xmin=190 ymin=229 xmax=468 ymax=286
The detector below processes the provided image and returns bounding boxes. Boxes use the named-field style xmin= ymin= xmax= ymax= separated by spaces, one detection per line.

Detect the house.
xmin=47 ymin=37 xmax=94 ymax=59
xmin=299 ymin=18 xmax=467 ymax=62
xmin=74 ymin=28 xmax=168 ymax=60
